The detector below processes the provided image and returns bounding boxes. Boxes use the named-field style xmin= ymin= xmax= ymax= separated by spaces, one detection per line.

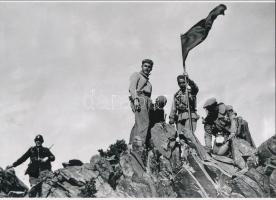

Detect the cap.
xmin=226 ymin=105 xmax=233 ymax=111
xmin=142 ymin=59 xmax=153 ymax=66
xmin=34 ymin=134 xmax=44 ymax=143
xmin=203 ymin=98 xmax=217 ymax=108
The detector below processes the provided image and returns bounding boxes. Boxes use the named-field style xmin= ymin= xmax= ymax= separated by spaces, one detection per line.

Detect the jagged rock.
xmin=270 ymin=169 xmax=276 ymax=197
xmin=36 ymin=162 xmax=126 ymax=198
xmin=116 ymin=152 xmax=157 ymax=197
xmin=28 ymin=135 xmax=275 ymax=198
xmin=0 ymin=167 xmax=28 ymax=197
xmin=150 ymin=123 xmax=177 ymax=160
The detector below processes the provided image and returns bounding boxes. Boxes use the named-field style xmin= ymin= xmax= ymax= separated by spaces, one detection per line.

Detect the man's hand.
xmin=134 ymin=98 xmax=141 ymax=112
xmin=169 ymin=118 xmax=175 ymax=125
xmin=41 ymin=157 xmax=49 ymax=163
xmin=6 ymin=165 xmax=14 ymax=169
xmin=227 ymin=133 xmax=236 ymax=141
xmin=183 ymin=71 xmax=189 ymax=78
xmin=186 ymin=84 xmax=191 ymax=92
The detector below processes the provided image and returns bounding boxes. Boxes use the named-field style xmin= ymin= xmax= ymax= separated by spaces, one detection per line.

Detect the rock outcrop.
xmin=0 ymin=168 xmax=28 ymax=197
xmin=1 ymin=126 xmax=275 ymax=198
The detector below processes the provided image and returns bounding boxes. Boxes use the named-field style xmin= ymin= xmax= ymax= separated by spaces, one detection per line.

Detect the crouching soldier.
xmin=7 ymin=134 xmax=55 ymax=197
xmin=203 ymin=98 xmax=255 ymax=169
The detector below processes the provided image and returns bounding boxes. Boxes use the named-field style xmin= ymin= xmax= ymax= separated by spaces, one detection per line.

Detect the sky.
xmin=0 ymin=2 xmax=275 ymax=186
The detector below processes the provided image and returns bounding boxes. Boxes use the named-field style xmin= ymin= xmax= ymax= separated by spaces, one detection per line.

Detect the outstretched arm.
xmin=12 ymin=148 xmax=32 ymax=168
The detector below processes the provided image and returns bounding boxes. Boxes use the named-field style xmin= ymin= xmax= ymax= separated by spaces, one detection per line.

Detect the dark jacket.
xmin=12 ymin=146 xmax=55 ymax=178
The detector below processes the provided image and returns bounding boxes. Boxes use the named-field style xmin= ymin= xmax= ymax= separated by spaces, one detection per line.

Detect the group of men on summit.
xmin=5 ymin=58 xmax=256 ymax=197
xmin=128 ymin=58 xmax=256 ymax=169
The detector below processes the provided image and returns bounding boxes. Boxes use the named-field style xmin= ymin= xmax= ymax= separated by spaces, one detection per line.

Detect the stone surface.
xmin=1 ymin=134 xmax=276 ymax=198
xmin=0 ymin=167 xmax=28 ymax=197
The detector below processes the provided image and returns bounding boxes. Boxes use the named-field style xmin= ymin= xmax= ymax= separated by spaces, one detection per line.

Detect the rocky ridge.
xmin=1 ymin=123 xmax=275 ymax=198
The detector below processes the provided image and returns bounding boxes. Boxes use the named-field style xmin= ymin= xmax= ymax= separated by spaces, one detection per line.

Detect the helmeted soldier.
xmin=129 ymin=59 xmax=154 ymax=147
xmin=7 ymin=134 xmax=55 ymax=197
xmin=203 ymin=98 xmax=255 ymax=169
xmin=169 ymin=73 xmax=199 ymax=131
xmin=203 ymin=98 xmax=237 ymax=154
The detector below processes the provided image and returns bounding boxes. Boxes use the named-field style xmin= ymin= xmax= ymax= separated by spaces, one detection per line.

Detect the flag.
xmin=181 ymin=4 xmax=227 ymax=67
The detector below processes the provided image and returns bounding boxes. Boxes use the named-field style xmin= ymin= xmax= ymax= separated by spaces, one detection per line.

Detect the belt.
xmin=137 ymin=91 xmax=151 ymax=98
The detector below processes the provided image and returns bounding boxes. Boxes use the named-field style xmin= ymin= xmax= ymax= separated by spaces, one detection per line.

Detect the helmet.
xmin=226 ymin=105 xmax=233 ymax=111
xmin=34 ymin=134 xmax=44 ymax=143
xmin=156 ymin=95 xmax=167 ymax=108
xmin=203 ymin=97 xmax=217 ymax=108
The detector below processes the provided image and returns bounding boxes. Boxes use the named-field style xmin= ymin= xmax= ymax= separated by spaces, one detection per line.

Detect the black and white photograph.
xmin=0 ymin=0 xmax=275 ymax=198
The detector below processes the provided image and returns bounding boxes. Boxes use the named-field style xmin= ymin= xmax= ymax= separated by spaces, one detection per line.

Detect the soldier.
xmin=150 ymin=95 xmax=167 ymax=126
xmin=7 ymin=134 xmax=55 ymax=197
xmin=169 ymin=73 xmax=199 ymax=131
xmin=129 ymin=59 xmax=154 ymax=147
xmin=203 ymin=98 xmax=255 ymax=169
xmin=203 ymin=98 xmax=237 ymax=154
xmin=169 ymin=73 xmax=209 ymax=161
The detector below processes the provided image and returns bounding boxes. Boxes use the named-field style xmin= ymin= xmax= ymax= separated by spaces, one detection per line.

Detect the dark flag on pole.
xmin=181 ymin=4 xmax=227 ymax=67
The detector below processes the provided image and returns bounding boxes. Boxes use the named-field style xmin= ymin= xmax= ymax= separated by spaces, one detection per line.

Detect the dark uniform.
xmin=129 ymin=60 xmax=153 ymax=146
xmin=8 ymin=135 xmax=55 ymax=196
xmin=150 ymin=95 xmax=167 ymax=126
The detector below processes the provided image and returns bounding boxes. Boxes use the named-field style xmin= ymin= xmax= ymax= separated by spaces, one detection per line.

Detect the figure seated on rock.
xmin=203 ymin=97 xmax=256 ymax=169
xmin=150 ymin=95 xmax=167 ymax=126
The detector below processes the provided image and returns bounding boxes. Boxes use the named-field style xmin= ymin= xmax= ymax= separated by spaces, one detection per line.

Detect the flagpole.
xmin=181 ymin=35 xmax=194 ymax=134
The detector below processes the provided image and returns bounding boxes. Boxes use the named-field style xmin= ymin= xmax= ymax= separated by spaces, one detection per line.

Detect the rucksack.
xmin=236 ymin=117 xmax=256 ymax=148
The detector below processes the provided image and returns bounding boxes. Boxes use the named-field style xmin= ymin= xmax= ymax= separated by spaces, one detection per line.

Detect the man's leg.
xmin=129 ymin=96 xmax=151 ymax=146
xmin=28 ymin=176 xmax=40 ymax=197
xmin=231 ymin=138 xmax=246 ymax=169
xmin=38 ymin=170 xmax=54 ymax=197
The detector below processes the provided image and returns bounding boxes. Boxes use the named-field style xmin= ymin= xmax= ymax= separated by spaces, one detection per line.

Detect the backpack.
xmin=236 ymin=117 xmax=255 ymax=148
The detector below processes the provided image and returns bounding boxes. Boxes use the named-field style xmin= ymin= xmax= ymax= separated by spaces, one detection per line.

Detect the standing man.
xmin=7 ymin=134 xmax=55 ymax=197
xmin=169 ymin=73 xmax=210 ymax=161
xmin=129 ymin=59 xmax=154 ymax=147
xmin=169 ymin=73 xmax=199 ymax=131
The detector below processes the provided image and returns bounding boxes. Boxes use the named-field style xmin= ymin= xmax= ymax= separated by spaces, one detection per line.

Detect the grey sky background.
xmin=0 ymin=2 xmax=275 ymax=186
